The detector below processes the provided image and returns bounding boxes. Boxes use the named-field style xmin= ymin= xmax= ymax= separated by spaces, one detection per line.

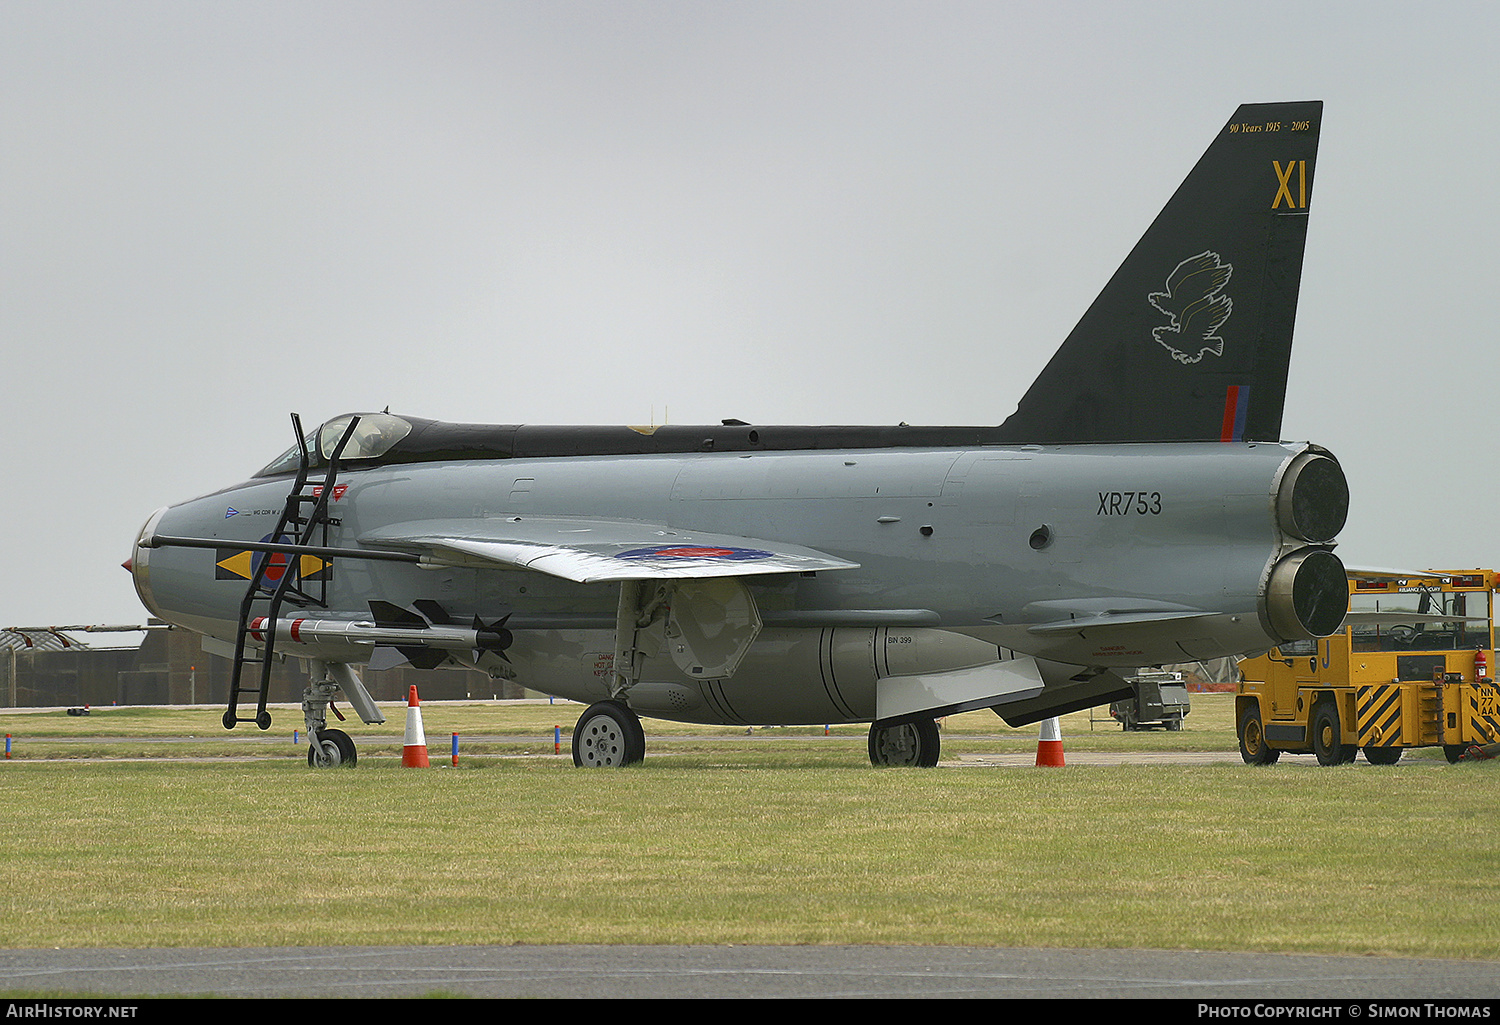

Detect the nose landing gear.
xmin=308 ymin=728 xmax=357 ymax=768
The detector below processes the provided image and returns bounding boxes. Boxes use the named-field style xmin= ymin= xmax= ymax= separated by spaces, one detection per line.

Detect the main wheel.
xmin=867 ymin=719 xmax=941 ymax=767
xmin=1311 ymin=701 xmax=1347 ymax=766
xmin=307 ymin=728 xmax=357 ymax=768
xmin=1237 ymin=704 xmax=1280 ymax=765
xmin=572 ymin=701 xmax=646 ymax=767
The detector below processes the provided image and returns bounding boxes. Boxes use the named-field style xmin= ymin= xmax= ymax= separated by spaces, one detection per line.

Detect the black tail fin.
xmin=995 ymin=101 xmax=1322 ymax=444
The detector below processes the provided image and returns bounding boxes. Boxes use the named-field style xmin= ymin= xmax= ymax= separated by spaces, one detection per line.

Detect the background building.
xmin=1 ymin=621 xmax=526 ymax=708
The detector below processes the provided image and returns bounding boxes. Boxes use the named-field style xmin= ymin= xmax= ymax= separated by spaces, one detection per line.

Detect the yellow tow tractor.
xmin=1238 ymin=568 xmax=1500 ymax=765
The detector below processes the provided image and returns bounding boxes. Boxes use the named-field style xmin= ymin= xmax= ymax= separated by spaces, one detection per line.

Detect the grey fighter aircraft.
xmin=129 ymin=100 xmax=1349 ymax=768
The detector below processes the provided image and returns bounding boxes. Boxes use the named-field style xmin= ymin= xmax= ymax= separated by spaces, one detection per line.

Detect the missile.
xmin=245 ymin=601 xmax=512 ymax=671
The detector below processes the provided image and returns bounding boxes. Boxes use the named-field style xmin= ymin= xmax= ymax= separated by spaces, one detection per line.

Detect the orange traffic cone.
xmin=1035 ymin=716 xmax=1065 ymax=766
xmin=402 ymin=685 xmax=430 ymax=767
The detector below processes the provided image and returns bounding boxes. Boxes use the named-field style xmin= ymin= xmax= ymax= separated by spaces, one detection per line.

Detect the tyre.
xmin=307 ymin=728 xmax=357 ymax=768
xmin=1237 ymin=704 xmax=1280 ymax=765
xmin=572 ymin=701 xmax=646 ymax=767
xmin=1362 ymin=745 xmax=1403 ymax=765
xmin=867 ymin=719 xmax=941 ymax=767
xmin=1311 ymin=701 xmax=1347 ymax=766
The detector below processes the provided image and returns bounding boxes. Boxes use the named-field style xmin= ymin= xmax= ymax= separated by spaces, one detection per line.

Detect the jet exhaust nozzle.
xmin=1276 ymin=451 xmax=1348 ymax=544
xmin=1264 ymin=548 xmax=1348 ymax=641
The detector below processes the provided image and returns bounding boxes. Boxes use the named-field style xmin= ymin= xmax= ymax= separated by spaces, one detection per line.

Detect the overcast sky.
xmin=3 ymin=0 xmax=1498 ymax=631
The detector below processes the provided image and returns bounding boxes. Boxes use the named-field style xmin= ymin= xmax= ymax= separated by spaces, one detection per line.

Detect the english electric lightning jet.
xmin=129 ymin=100 xmax=1349 ymax=768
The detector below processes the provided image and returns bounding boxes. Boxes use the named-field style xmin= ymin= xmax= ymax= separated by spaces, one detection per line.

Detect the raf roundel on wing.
xmin=617 ymin=546 xmax=775 ymax=561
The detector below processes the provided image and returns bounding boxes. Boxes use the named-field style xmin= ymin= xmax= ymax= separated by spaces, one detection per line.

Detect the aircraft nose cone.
xmin=128 ymin=507 xmax=171 ymax=618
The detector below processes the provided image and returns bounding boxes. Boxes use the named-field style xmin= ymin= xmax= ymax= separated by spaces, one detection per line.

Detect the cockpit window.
xmin=317 ymin=413 xmax=412 ymax=462
xmin=254 ymin=413 xmax=412 ymax=477
xmin=255 ymin=437 xmax=317 ymax=478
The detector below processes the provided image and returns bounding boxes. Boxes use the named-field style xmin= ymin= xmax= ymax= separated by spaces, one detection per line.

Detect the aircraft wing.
xmin=359 ymin=517 xmax=860 ymax=584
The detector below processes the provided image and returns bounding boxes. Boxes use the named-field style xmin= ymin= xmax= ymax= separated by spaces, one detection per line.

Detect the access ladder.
xmin=222 ymin=414 xmax=361 ymax=730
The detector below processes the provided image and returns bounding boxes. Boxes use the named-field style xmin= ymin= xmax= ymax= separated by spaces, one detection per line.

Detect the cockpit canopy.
xmin=255 ymin=413 xmax=413 ymax=477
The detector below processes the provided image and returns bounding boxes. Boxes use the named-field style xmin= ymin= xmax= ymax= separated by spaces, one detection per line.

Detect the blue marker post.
xmin=451 ymin=732 xmax=459 ymax=767
xmin=554 ymin=725 xmax=561 ymax=755
xmin=4 ymin=734 xmax=10 ymax=759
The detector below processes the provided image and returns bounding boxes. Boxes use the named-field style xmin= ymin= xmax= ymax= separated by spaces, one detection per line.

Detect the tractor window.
xmin=1348 ymin=589 xmax=1491 ymax=652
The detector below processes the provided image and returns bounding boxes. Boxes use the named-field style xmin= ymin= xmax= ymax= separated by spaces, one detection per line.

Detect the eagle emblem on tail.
xmin=1149 ymin=251 xmax=1233 ymax=364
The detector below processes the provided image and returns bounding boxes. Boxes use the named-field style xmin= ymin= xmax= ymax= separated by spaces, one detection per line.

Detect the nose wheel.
xmin=307 ymin=728 xmax=357 ymax=768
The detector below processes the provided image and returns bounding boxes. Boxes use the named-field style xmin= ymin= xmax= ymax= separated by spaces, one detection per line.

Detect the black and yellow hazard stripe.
xmin=1466 ymin=684 xmax=1500 ymax=744
xmin=1356 ymin=684 xmax=1404 ymax=748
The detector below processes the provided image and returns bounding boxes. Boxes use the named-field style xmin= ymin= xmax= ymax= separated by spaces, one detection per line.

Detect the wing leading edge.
xmin=359 ymin=517 xmax=860 ymax=583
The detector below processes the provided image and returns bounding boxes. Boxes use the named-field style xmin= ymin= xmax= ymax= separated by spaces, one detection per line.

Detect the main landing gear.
xmin=867 ymin=719 xmax=942 ymax=767
xmin=572 ymin=701 xmax=646 ymax=767
xmin=568 ymin=703 xmax=945 ymax=768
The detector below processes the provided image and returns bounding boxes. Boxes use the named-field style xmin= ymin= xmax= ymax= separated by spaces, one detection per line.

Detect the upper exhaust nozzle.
xmin=1276 ymin=451 xmax=1348 ymax=544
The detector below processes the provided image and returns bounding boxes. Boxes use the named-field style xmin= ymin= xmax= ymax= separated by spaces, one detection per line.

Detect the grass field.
xmin=2 ymin=694 xmax=1498 ymax=960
